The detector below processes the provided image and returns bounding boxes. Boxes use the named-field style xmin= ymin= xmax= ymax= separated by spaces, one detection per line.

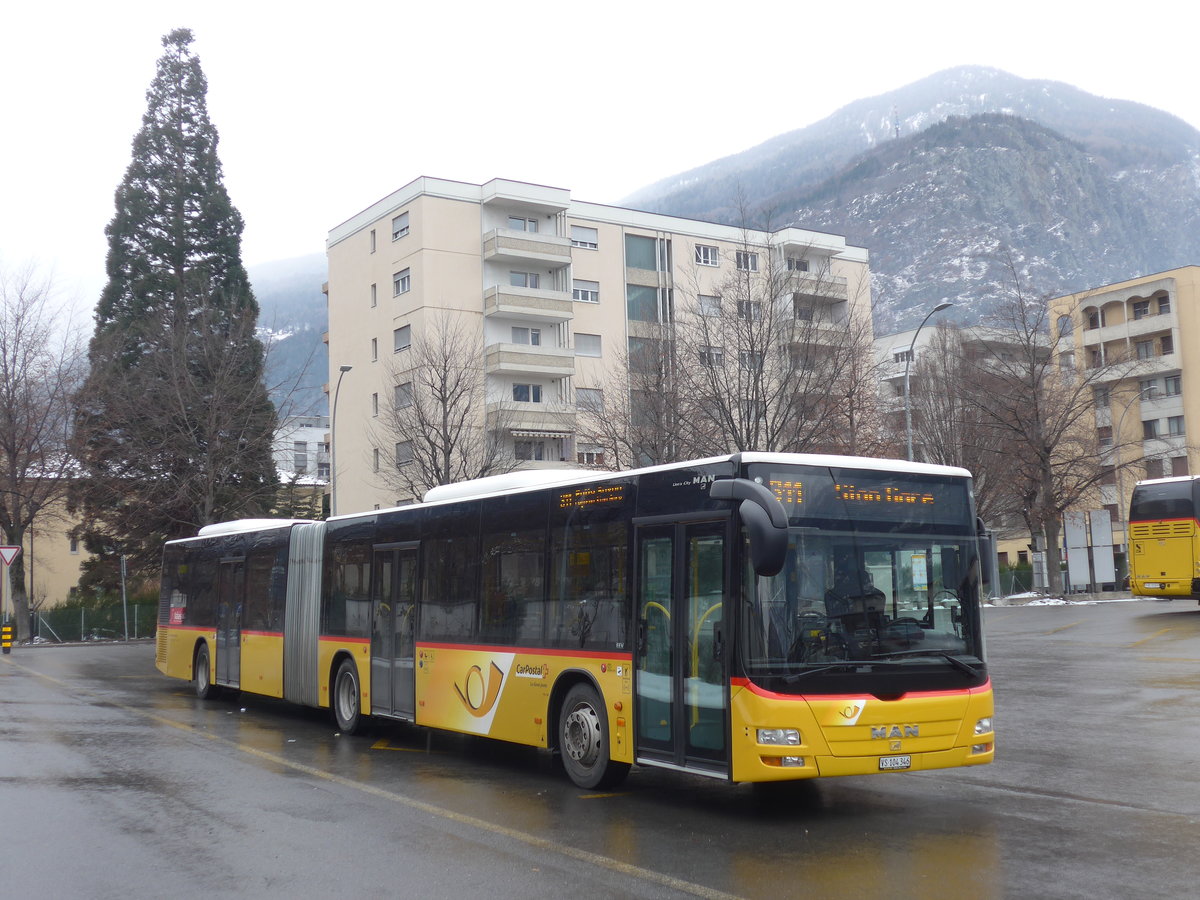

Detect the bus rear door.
xmin=635 ymin=521 xmax=729 ymax=776
xmin=370 ymin=544 xmax=418 ymax=719
xmin=216 ymin=558 xmax=244 ymax=687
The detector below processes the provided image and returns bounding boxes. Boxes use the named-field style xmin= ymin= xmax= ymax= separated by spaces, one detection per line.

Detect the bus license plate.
xmin=879 ymin=755 xmax=911 ymax=771
xmin=1144 ymin=583 xmax=1163 ymax=590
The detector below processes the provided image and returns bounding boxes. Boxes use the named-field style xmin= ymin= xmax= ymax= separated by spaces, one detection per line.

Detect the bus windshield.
xmin=740 ymin=529 xmax=985 ymax=693
xmin=1129 ymin=479 xmax=1198 ymax=522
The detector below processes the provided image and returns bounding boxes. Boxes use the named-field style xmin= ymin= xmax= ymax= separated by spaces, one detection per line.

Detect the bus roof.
xmin=1134 ymin=475 xmax=1200 ymax=487
xmin=326 ymin=452 xmax=974 ymax=520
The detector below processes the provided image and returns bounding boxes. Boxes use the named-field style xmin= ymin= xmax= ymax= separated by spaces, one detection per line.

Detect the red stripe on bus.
xmin=318 ymin=635 xmax=371 ymax=645
xmin=242 ymin=630 xmax=283 ymax=638
xmin=416 ymin=641 xmax=632 ymax=661
xmin=731 ymin=676 xmax=991 ymax=700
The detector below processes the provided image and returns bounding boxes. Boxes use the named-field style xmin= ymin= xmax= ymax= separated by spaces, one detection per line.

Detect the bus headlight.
xmin=757 ymin=728 xmax=801 ymax=746
xmin=974 ymin=717 xmax=993 ymax=736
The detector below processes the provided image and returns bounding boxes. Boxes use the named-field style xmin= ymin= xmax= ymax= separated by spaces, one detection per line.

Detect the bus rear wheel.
xmin=560 ymin=683 xmax=629 ymax=790
xmin=194 ymin=643 xmax=216 ymax=700
xmin=333 ymin=659 xmax=362 ymax=734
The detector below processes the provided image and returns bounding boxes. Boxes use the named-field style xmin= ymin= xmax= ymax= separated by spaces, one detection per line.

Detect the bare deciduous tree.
xmin=370 ymin=315 xmax=524 ymax=500
xmin=0 ymin=266 xmax=85 ymax=639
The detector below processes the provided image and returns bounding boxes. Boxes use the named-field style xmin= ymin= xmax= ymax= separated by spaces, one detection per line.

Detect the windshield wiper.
xmin=872 ymin=649 xmax=980 ymax=676
xmin=783 ymin=662 xmax=874 ymax=681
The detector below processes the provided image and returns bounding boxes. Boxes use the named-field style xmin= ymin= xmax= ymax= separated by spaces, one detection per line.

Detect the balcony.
xmin=485 ymin=401 xmax=576 ymax=437
xmin=790 ymin=274 xmax=849 ymax=303
xmin=483 ymin=227 xmax=572 ymax=267
xmin=484 ymin=342 xmax=575 ymax=378
xmin=483 ymin=284 xmax=573 ymax=323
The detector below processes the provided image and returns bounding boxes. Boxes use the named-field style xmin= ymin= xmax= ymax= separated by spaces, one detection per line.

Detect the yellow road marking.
xmin=3 ymin=656 xmax=742 ymax=900
xmin=1043 ymin=620 xmax=1084 ymax=635
xmin=1128 ymin=627 xmax=1173 ymax=647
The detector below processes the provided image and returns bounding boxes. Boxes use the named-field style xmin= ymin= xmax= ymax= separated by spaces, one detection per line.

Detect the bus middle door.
xmin=635 ymin=520 xmax=730 ymax=775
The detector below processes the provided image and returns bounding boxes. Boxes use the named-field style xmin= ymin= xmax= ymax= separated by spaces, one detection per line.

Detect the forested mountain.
xmin=627 ymin=66 xmax=1200 ymax=331
xmin=250 ymin=254 xmax=328 ymax=415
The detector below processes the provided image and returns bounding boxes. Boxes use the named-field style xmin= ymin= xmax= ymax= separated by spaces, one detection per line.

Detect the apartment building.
xmin=1050 ymin=266 xmax=1200 ymax=549
xmin=325 ymin=177 xmax=871 ymax=514
xmin=273 ymin=415 xmax=330 ymax=482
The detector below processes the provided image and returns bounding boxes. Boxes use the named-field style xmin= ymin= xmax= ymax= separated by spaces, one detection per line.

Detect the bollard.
xmin=1 ymin=623 xmax=12 ymax=654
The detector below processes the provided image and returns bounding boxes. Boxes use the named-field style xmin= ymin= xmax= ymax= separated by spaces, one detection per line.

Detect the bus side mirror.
xmin=711 ymin=479 xmax=788 ymax=577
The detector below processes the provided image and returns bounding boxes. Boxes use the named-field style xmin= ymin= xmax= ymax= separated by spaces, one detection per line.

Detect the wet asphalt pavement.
xmin=1 ymin=599 xmax=1198 ymax=899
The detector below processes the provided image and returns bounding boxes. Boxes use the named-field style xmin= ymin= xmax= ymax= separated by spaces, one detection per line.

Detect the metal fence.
xmin=35 ymin=604 xmax=157 ymax=643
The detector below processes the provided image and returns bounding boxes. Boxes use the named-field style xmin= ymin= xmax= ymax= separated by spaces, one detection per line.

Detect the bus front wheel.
xmin=560 ymin=683 xmax=629 ymax=790
xmin=333 ymin=659 xmax=362 ymax=734
xmin=194 ymin=643 xmax=216 ymax=700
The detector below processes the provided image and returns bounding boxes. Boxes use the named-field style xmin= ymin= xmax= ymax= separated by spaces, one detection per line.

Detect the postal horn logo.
xmin=454 ymin=660 xmax=506 ymax=717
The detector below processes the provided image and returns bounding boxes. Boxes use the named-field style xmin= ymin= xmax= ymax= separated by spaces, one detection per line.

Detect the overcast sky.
xmin=5 ymin=1 xmax=1200 ymax=316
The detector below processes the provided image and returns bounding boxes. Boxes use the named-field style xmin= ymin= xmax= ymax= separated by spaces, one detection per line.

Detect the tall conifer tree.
xmin=73 ymin=29 xmax=277 ymax=576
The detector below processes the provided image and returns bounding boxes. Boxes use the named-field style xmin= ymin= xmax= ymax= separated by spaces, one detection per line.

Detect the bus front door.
xmin=635 ymin=522 xmax=729 ymax=775
xmin=216 ymin=559 xmax=244 ymax=687
xmin=371 ymin=545 xmax=417 ymax=719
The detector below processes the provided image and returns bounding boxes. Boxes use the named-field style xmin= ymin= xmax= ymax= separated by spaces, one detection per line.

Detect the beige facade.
xmin=325 ymin=177 xmax=871 ymax=514
xmin=1050 ymin=266 xmax=1200 ymax=549
xmin=6 ymin=494 xmax=85 ymax=611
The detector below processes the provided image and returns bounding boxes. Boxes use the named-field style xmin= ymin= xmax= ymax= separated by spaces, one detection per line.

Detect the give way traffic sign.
xmin=0 ymin=546 xmax=21 ymax=566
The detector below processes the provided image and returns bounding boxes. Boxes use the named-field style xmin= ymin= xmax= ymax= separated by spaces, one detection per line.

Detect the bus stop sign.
xmin=0 ymin=546 xmax=20 ymax=566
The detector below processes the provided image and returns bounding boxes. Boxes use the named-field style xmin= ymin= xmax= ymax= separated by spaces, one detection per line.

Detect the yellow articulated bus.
xmin=156 ymin=452 xmax=994 ymax=789
xmin=1129 ymin=475 xmax=1200 ymax=602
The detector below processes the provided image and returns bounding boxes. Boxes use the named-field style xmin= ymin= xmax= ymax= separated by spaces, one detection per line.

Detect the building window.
xmin=626 ymin=284 xmax=660 ymax=322
xmin=1132 ymin=300 xmax=1150 ymax=320
xmin=510 ymin=271 xmax=540 ymax=289
xmin=625 ymin=234 xmax=660 ymax=271
xmin=1135 ymin=340 xmax=1153 ymax=360
xmin=1085 ymin=309 xmax=1103 ymax=329
xmin=893 ymin=349 xmax=914 ymax=364
xmin=695 ymin=244 xmax=719 ymax=267
xmin=739 ymin=350 xmax=763 ymax=370
xmin=392 ymin=211 xmax=409 ymax=240
xmin=572 ymin=279 xmax=599 ymax=303
xmin=1161 ymin=334 xmax=1174 ymax=355
xmin=1168 ymin=415 xmax=1185 ymax=436
xmin=786 ymin=256 xmax=809 ymax=272
xmin=512 ymin=326 xmax=541 ymax=346
xmin=1143 ymin=419 xmax=1160 ymax=440
xmin=1017 ymin=550 xmax=1029 ymax=565
xmin=515 ymin=440 xmax=545 ymax=461
xmin=395 ymin=382 xmax=413 ymax=408
xmin=576 ymin=387 xmax=603 ymax=412
xmin=1144 ymin=457 xmax=1164 ymax=479
xmin=372 ymin=448 xmax=380 ymax=472
xmin=318 ymin=462 xmax=330 ymax=480
xmin=395 ymin=441 xmax=413 ymax=467
xmin=1056 ymin=314 xmax=1073 ymax=337
xmin=1140 ymin=378 xmax=1159 ymax=400
xmin=1104 ymin=504 xmax=1118 ymax=523
xmin=699 ymin=345 xmax=724 ymax=367
xmin=371 ymin=338 xmax=378 ymax=361
xmin=698 ymin=294 xmax=722 ymax=317
xmin=69 ymin=536 xmax=79 ymax=554
xmin=1097 ymin=425 xmax=1112 ymax=447
xmin=1093 ymin=386 xmax=1109 ymax=408
xmin=371 ymin=393 xmax=379 ymax=417
xmin=370 ymin=283 xmax=377 ymax=308
xmin=794 ymin=303 xmax=814 ymax=322
xmin=1172 ymin=456 xmax=1190 ymax=476
xmin=570 ymin=225 xmax=598 ymax=249
xmin=370 ymin=229 xmax=376 ymax=253
xmin=736 ymin=250 xmax=759 ymax=272
xmin=737 ymin=300 xmax=761 ymax=321
xmin=1100 ymin=466 xmax=1115 ymax=486
xmin=575 ymin=333 xmax=602 ymax=357
xmin=393 ymin=268 xmax=411 ymax=296
xmin=577 ymin=446 xmax=605 ymax=466
xmin=513 ymin=383 xmax=542 ymax=403
xmin=508 ymin=215 xmax=538 ymax=232
xmin=1159 ymin=294 xmax=1171 ymax=314
xmin=1164 ymin=375 xmax=1182 ymax=396
xmin=393 ymin=325 xmax=411 ymax=352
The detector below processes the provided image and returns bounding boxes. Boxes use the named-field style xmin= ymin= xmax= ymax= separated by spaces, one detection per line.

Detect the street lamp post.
xmin=904 ymin=302 xmax=954 ymax=461
xmin=330 ymin=365 xmax=352 ymax=517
